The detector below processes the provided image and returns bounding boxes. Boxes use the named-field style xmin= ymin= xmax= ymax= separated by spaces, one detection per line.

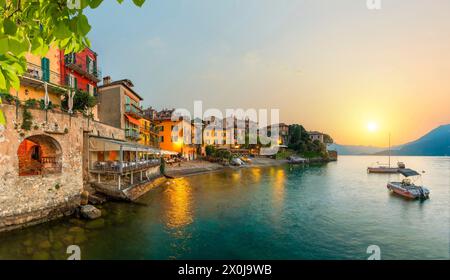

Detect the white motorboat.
xmin=387 ymin=169 xmax=430 ymax=200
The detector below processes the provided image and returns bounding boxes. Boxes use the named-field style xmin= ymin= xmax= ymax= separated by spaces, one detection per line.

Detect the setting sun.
xmin=367 ymin=122 xmax=379 ymax=133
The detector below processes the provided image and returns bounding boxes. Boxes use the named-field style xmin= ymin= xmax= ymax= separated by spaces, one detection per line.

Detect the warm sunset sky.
xmin=86 ymin=0 xmax=450 ymax=147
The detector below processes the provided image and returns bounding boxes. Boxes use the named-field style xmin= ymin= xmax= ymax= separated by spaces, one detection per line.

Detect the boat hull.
xmin=368 ymin=167 xmax=399 ymax=174
xmin=387 ymin=183 xmax=430 ymax=200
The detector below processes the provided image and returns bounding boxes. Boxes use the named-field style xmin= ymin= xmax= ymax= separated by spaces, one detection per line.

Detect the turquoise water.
xmin=0 ymin=156 xmax=448 ymax=260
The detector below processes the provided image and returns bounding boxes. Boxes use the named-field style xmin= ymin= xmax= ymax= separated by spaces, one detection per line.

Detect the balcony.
xmin=20 ymin=63 xmax=66 ymax=94
xmin=125 ymin=129 xmax=140 ymax=140
xmin=125 ymin=103 xmax=143 ymax=118
xmin=64 ymin=54 xmax=102 ymax=83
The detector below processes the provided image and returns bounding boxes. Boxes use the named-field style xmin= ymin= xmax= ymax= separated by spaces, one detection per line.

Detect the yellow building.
xmin=139 ymin=117 xmax=159 ymax=147
xmin=9 ymin=48 xmax=66 ymax=106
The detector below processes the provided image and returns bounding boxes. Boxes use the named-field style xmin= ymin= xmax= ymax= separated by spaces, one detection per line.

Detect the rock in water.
xmin=80 ymin=205 xmax=102 ymax=220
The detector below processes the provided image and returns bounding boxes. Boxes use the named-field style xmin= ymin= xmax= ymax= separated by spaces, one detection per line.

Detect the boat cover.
xmin=399 ymin=168 xmax=420 ymax=177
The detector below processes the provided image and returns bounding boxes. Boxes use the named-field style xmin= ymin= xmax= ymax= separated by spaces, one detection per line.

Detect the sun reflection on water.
xmin=272 ymin=169 xmax=286 ymax=211
xmin=164 ymin=178 xmax=193 ymax=230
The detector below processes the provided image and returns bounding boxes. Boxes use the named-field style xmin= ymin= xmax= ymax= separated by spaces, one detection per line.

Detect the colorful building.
xmin=11 ymin=47 xmax=66 ymax=106
xmin=139 ymin=117 xmax=159 ymax=147
xmin=97 ymin=77 xmax=144 ymax=142
xmin=155 ymin=110 xmax=197 ymax=160
xmin=61 ymin=48 xmax=101 ymax=120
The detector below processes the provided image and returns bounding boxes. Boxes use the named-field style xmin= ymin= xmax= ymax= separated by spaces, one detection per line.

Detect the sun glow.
xmin=367 ymin=122 xmax=379 ymax=133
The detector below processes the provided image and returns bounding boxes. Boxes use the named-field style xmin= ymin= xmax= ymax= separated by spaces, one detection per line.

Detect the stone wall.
xmin=0 ymin=104 xmax=124 ymax=232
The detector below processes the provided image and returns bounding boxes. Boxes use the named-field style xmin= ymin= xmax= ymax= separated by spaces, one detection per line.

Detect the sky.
xmin=86 ymin=0 xmax=450 ymax=147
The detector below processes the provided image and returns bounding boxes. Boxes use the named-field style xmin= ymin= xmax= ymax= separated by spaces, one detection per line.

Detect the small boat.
xmin=387 ymin=169 xmax=430 ymax=200
xmin=367 ymin=161 xmax=406 ymax=174
xmin=231 ymin=158 xmax=244 ymax=166
xmin=367 ymin=133 xmax=406 ymax=174
xmin=287 ymin=156 xmax=307 ymax=164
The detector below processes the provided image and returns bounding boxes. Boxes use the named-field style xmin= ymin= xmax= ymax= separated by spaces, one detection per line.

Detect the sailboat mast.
xmin=388 ymin=133 xmax=391 ymax=168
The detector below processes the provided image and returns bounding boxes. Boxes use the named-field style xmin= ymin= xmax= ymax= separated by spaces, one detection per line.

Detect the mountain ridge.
xmin=330 ymin=124 xmax=450 ymax=156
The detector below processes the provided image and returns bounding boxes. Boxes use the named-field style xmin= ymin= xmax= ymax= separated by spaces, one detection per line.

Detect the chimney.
xmin=103 ymin=76 xmax=111 ymax=85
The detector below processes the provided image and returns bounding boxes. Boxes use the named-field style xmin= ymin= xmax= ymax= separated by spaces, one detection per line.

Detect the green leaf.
xmin=76 ymin=15 xmax=91 ymax=36
xmin=132 ymin=0 xmax=146 ymax=7
xmin=8 ymin=38 xmax=29 ymax=56
xmin=89 ymin=0 xmax=104 ymax=9
xmin=3 ymin=68 xmax=20 ymax=90
xmin=3 ymin=19 xmax=17 ymax=36
xmin=54 ymin=22 xmax=72 ymax=39
xmin=0 ymin=70 xmax=6 ymax=90
xmin=0 ymin=36 xmax=8 ymax=54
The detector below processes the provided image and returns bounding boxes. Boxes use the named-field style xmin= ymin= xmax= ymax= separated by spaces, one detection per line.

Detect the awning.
xmin=399 ymin=168 xmax=421 ymax=177
xmin=89 ymin=136 xmax=160 ymax=153
xmin=125 ymin=114 xmax=141 ymax=126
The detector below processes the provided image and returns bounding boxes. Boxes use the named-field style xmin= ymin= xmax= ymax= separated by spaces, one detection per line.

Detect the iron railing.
xmin=92 ymin=159 xmax=160 ymax=173
xmin=22 ymin=62 xmax=62 ymax=86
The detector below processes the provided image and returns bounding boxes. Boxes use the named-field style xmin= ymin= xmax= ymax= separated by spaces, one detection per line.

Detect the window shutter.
xmin=86 ymin=56 xmax=90 ymax=73
xmin=41 ymin=58 xmax=50 ymax=82
xmin=74 ymin=77 xmax=78 ymax=90
xmin=93 ymin=59 xmax=97 ymax=76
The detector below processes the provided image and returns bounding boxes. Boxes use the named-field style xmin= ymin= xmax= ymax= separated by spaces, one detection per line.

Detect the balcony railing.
xmin=125 ymin=129 xmax=140 ymax=139
xmin=22 ymin=62 xmax=62 ymax=86
xmin=64 ymin=54 xmax=102 ymax=82
xmin=92 ymin=159 xmax=161 ymax=173
xmin=125 ymin=103 xmax=143 ymax=118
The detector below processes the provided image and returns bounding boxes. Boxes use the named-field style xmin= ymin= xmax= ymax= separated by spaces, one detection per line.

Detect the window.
xmin=67 ymin=74 xmax=78 ymax=89
xmin=160 ymin=136 xmax=164 ymax=142
xmin=159 ymin=126 xmax=164 ymax=132
xmin=86 ymin=56 xmax=94 ymax=74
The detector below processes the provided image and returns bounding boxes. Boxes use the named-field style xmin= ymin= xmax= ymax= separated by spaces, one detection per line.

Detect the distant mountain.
xmin=374 ymin=124 xmax=450 ymax=156
xmin=330 ymin=124 xmax=450 ymax=156
xmin=328 ymin=144 xmax=386 ymax=155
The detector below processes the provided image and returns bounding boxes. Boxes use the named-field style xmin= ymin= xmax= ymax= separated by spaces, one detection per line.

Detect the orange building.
xmin=156 ymin=117 xmax=197 ymax=160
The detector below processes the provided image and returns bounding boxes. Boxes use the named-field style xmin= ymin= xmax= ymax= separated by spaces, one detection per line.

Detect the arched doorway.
xmin=17 ymin=135 xmax=62 ymax=176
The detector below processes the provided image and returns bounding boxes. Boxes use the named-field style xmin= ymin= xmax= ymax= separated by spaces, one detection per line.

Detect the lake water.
xmin=0 ymin=156 xmax=448 ymax=260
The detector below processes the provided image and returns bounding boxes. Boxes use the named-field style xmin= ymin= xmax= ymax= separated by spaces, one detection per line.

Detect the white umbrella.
xmin=44 ymin=82 xmax=49 ymax=109
xmin=68 ymin=89 xmax=75 ymax=114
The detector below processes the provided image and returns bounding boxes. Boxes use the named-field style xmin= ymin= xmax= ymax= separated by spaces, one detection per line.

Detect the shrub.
xmin=24 ymin=98 xmax=38 ymax=108
xmin=21 ymin=108 xmax=33 ymax=131
xmin=0 ymin=93 xmax=17 ymax=104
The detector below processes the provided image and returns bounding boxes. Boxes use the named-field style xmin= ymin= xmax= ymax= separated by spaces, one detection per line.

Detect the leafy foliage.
xmin=0 ymin=0 xmax=146 ymax=91
xmin=287 ymin=124 xmax=329 ymax=158
xmin=61 ymin=90 xmax=96 ymax=113
xmin=21 ymin=106 xmax=32 ymax=130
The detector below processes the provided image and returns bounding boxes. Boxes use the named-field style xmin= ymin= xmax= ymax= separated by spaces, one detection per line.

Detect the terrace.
xmin=20 ymin=62 xmax=67 ymax=94
xmin=88 ymin=136 xmax=175 ymax=195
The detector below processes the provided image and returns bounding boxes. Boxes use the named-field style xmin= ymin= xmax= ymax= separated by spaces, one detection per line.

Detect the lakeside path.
xmin=165 ymin=158 xmax=289 ymax=178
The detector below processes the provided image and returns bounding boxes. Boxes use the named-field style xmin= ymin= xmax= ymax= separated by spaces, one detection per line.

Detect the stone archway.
xmin=17 ymin=135 xmax=62 ymax=176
